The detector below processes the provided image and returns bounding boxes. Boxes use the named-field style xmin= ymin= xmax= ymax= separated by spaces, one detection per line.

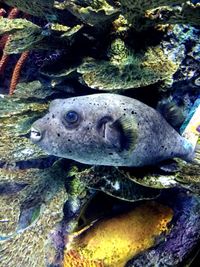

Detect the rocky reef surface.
xmin=0 ymin=1 xmax=200 ymax=267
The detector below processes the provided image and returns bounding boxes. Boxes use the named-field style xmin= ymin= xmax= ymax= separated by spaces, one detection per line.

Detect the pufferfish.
xmin=30 ymin=93 xmax=196 ymax=167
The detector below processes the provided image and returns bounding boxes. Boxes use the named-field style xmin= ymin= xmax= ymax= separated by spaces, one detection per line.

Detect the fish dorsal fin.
xmin=105 ymin=116 xmax=138 ymax=151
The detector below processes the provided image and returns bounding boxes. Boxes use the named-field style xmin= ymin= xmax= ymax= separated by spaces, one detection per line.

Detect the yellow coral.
xmin=112 ymin=15 xmax=130 ymax=35
xmin=64 ymin=201 xmax=173 ymax=267
xmin=142 ymin=47 xmax=178 ymax=76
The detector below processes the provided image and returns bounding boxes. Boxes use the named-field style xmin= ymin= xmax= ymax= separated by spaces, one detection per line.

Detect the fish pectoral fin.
xmin=105 ymin=116 xmax=138 ymax=151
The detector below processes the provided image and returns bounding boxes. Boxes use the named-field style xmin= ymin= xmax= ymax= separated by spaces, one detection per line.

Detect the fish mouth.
xmin=30 ymin=127 xmax=43 ymax=142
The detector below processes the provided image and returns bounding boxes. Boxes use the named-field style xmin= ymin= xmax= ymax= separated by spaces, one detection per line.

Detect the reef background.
xmin=0 ymin=1 xmax=200 ymax=267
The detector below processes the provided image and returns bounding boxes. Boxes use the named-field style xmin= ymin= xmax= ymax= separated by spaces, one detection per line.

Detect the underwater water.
xmin=0 ymin=1 xmax=200 ymax=267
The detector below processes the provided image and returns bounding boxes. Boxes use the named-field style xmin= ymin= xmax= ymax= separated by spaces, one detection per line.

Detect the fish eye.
xmin=65 ymin=111 xmax=79 ymax=124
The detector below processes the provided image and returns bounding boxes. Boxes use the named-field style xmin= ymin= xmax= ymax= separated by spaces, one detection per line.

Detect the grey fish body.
xmin=30 ymin=94 xmax=194 ymax=167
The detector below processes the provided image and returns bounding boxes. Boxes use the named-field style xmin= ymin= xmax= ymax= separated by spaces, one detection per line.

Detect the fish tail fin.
xmin=181 ymin=100 xmax=200 ymax=163
xmin=193 ymin=144 xmax=200 ymax=165
xmin=185 ymin=143 xmax=200 ymax=165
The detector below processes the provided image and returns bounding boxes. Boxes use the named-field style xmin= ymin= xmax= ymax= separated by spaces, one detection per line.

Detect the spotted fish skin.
xmin=30 ymin=94 xmax=194 ymax=167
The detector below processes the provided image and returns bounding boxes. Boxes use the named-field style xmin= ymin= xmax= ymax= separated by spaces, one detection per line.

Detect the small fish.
xmin=30 ymin=94 xmax=196 ymax=167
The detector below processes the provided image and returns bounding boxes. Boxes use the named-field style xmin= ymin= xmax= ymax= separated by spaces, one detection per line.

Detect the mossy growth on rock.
xmin=78 ymin=39 xmax=178 ymax=90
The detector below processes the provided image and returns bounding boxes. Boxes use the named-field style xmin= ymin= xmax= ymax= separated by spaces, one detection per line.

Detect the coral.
xmin=64 ymin=252 xmax=104 ymax=267
xmin=78 ymin=40 xmax=178 ymax=90
xmin=124 ymin=155 xmax=200 ymax=192
xmin=0 ymin=0 xmax=55 ymax=18
xmin=0 ymin=51 xmax=10 ymax=74
xmin=0 ymin=95 xmax=48 ymax=163
xmin=0 ymin=8 xmax=6 ymax=16
xmin=0 ymin=18 xmax=80 ymax=54
xmin=0 ymin=8 xmax=20 ymax=75
xmin=0 ymin=9 xmax=32 ymax=95
xmin=50 ymin=23 xmax=83 ymax=38
xmin=9 ymin=51 xmax=29 ymax=95
xmin=0 ymin=1 xmax=199 ymax=266
xmin=64 ymin=201 xmax=173 ymax=267
xmin=128 ymin=192 xmax=200 ymax=266
xmin=2 ymin=0 xmax=200 ymax=31
xmin=0 ymin=18 xmax=44 ymax=53
xmin=175 ymin=160 xmax=200 ymax=188
xmin=63 ymin=169 xmax=94 ymax=236
xmin=0 ymin=161 xmax=66 ymax=237
xmin=0 ymin=15 xmax=29 ymax=36
xmin=2 ymin=33 xmax=178 ymax=92
xmin=2 ymin=6 xmax=19 ymax=19
xmin=0 ymin=8 xmax=83 ymax=93
xmin=0 ymin=161 xmax=68 ymax=267
xmin=112 ymin=15 xmax=130 ymax=36
xmin=14 ymin=80 xmax=55 ymax=99
xmin=54 ymin=0 xmax=200 ymax=29
xmin=40 ymin=64 xmax=78 ymax=80
xmin=0 ymin=7 xmax=83 ymax=93
xmin=144 ymin=2 xmax=200 ymax=28
xmin=0 ymin=34 xmax=9 ymax=49
xmin=54 ymin=0 xmax=118 ymax=26
xmin=70 ymin=165 xmax=161 ymax=202
xmin=119 ymin=0 xmax=200 ymax=30
xmin=0 ymin=1 xmax=198 ymax=93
